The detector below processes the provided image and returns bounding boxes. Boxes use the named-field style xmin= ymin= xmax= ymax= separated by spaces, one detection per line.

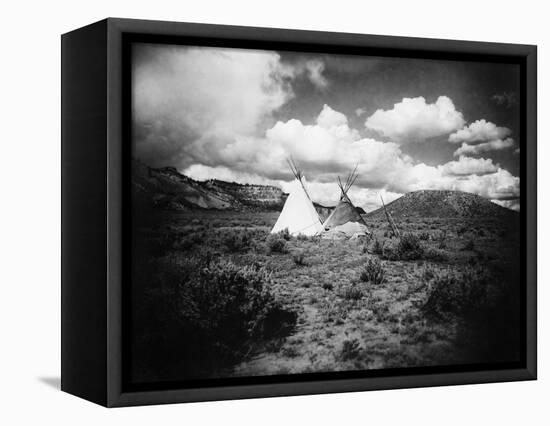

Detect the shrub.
xmin=322 ymin=282 xmax=334 ymax=291
xmin=267 ymin=234 xmax=288 ymax=253
xmin=422 ymin=266 xmax=493 ymax=320
xmin=172 ymin=260 xmax=284 ymax=335
xmin=292 ymin=249 xmax=307 ymax=266
xmin=397 ymin=233 xmax=424 ymax=259
xmin=382 ymin=233 xmax=423 ymax=261
xmin=222 ymin=229 xmax=252 ymax=252
xmin=422 ymin=264 xmax=520 ymax=363
xmin=340 ymin=338 xmax=362 ymax=361
xmin=134 ymin=255 xmax=297 ymax=380
xmin=419 ymin=231 xmax=430 ymax=241
xmin=360 ymin=257 xmax=386 ymax=285
xmin=277 ymin=228 xmax=292 ymax=240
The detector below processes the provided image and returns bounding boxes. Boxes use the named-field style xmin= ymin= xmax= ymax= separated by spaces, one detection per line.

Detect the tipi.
xmin=323 ymin=166 xmax=370 ymax=233
xmin=271 ymin=159 xmax=324 ymax=236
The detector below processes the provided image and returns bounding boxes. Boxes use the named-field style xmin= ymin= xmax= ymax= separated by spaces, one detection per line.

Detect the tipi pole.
xmin=287 ymin=156 xmax=323 ymax=224
xmin=380 ymin=194 xmax=400 ymax=237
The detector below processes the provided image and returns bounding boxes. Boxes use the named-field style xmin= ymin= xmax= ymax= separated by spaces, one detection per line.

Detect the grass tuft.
xmin=341 ymin=284 xmax=364 ymax=301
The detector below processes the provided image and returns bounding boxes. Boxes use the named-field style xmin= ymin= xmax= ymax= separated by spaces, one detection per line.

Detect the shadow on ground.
xmin=38 ymin=376 xmax=60 ymax=390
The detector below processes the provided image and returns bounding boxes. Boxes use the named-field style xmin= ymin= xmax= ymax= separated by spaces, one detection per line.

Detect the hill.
xmin=366 ymin=190 xmax=518 ymax=220
xmin=131 ymin=159 xmax=332 ymax=215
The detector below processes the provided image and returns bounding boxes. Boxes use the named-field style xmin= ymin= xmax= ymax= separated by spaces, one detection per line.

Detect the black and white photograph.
xmin=1 ymin=0 xmax=545 ymax=421
xmin=129 ymin=42 xmax=523 ymax=385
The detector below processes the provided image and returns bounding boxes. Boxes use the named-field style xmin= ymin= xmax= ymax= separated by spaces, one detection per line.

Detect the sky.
xmin=132 ymin=43 xmax=521 ymax=212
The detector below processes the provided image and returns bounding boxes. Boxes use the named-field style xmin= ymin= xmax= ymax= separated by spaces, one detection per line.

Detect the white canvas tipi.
xmin=271 ymin=159 xmax=324 ymax=236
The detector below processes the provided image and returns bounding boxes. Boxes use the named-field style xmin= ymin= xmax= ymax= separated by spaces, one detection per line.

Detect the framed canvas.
xmin=61 ymin=18 xmax=537 ymax=407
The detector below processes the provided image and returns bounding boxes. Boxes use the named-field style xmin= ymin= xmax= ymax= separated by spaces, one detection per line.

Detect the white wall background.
xmin=0 ymin=0 xmax=546 ymax=424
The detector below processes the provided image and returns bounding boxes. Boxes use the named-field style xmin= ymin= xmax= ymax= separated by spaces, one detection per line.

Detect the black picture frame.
xmin=61 ymin=17 xmax=537 ymax=407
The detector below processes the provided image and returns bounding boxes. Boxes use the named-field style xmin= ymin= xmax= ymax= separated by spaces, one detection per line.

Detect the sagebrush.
xmin=360 ymin=257 xmax=386 ymax=284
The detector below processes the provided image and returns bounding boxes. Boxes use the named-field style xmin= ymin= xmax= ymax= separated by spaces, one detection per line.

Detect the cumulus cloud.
xmin=453 ymin=168 xmax=519 ymax=200
xmin=170 ymin=101 xmax=412 ymax=203
xmin=441 ymin=156 xmax=498 ymax=176
xmin=454 ymin=138 xmax=515 ymax=156
xmin=220 ymin=122 xmax=407 ymax=189
xmin=449 ymin=119 xmax=512 ymax=144
xmin=218 ymin=105 xmax=519 ymax=209
xmin=449 ymin=119 xmax=515 ymax=156
xmin=253 ymin=105 xmax=410 ymax=185
xmin=316 ymin=104 xmax=348 ymax=128
xmin=195 ymin=104 xmax=517 ymax=209
xmin=364 ymin=96 xmax=465 ymax=143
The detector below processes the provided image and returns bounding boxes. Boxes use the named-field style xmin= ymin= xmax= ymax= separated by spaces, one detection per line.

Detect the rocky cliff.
xmin=132 ymin=160 xmax=332 ymax=215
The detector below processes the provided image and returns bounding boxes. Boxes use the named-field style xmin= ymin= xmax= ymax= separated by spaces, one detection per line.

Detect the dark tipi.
xmin=323 ymin=166 xmax=369 ymax=232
